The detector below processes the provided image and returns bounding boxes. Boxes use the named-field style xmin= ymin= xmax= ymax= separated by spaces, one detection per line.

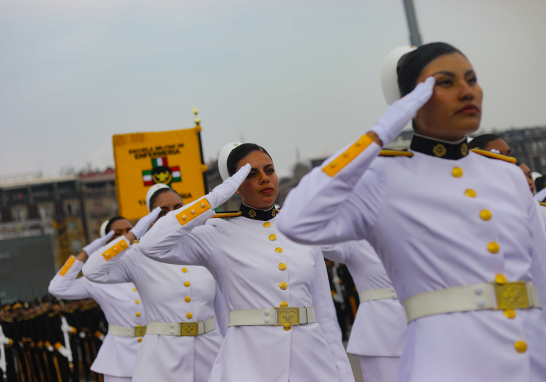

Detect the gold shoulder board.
xmin=539 ymin=202 xmax=546 ymax=207
xmin=211 ymin=211 xmax=243 ymax=219
xmin=379 ymin=149 xmax=414 ymax=157
xmin=133 ymin=240 xmax=139 ymax=244
xmin=470 ymin=149 xmax=517 ymax=164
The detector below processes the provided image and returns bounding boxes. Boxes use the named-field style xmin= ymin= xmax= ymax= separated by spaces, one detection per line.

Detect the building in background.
xmin=80 ymin=168 xmax=118 ymax=242
xmin=0 ymin=172 xmax=87 ymax=303
xmin=498 ymin=126 xmax=546 ymax=174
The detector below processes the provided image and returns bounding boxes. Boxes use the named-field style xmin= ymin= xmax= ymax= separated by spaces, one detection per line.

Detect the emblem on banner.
xmin=142 ymin=157 xmax=181 ymax=186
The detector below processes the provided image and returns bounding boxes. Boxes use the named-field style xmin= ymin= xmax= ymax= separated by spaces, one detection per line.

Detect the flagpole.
xmin=402 ymin=0 xmax=423 ymax=46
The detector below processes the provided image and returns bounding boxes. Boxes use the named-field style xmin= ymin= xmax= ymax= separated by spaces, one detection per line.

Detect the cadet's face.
xmin=150 ymin=190 xmax=183 ymax=226
xmin=414 ymin=53 xmax=483 ymax=141
xmin=236 ymin=151 xmax=279 ymax=210
xmin=519 ymin=163 xmax=535 ymax=194
xmin=108 ymin=219 xmax=133 ymax=242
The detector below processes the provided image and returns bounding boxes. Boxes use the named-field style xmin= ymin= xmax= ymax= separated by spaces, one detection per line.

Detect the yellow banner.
xmin=113 ymin=127 xmax=207 ymax=220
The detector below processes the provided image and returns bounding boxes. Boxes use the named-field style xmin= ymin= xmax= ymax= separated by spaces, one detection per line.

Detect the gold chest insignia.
xmin=461 ymin=142 xmax=468 ymax=156
xmin=248 ymin=209 xmax=257 ymax=218
xmin=432 ymin=143 xmax=447 ymax=158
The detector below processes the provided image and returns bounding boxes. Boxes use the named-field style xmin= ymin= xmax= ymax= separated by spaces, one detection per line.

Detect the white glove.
xmin=83 ymin=231 xmax=115 ymax=256
xmin=207 ymin=164 xmax=251 ymax=209
xmin=57 ymin=345 xmax=71 ymax=358
xmin=130 ymin=207 xmax=161 ymax=239
xmin=61 ymin=323 xmax=74 ymax=334
xmin=370 ymin=76 xmax=435 ymax=145
xmin=47 ymin=345 xmax=54 ymax=352
xmin=79 ymin=332 xmax=86 ymax=339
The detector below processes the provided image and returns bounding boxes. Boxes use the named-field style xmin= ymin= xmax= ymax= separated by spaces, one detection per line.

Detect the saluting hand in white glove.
xmin=82 ymin=230 xmax=115 ymax=256
xmin=207 ymin=164 xmax=251 ymax=209
xmin=130 ymin=207 xmax=162 ymax=239
xmin=370 ymin=76 xmax=435 ymax=146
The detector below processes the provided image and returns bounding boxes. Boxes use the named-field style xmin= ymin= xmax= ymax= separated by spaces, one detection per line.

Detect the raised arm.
xmin=278 ymin=78 xmax=434 ymax=245
xmin=311 ymin=247 xmax=354 ymax=382
xmin=48 ymin=232 xmax=115 ymax=298
xmin=139 ymin=164 xmax=251 ymax=264
xmin=82 ymin=207 xmax=161 ymax=283
xmin=48 ymin=257 xmax=90 ymax=299
xmin=82 ymin=236 xmax=136 ymax=284
xmin=321 ymin=242 xmax=351 ymax=264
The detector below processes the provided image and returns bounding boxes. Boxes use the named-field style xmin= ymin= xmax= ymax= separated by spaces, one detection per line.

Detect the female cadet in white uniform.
xmin=83 ymin=184 xmax=227 ymax=382
xmin=277 ymin=43 xmax=546 ymax=382
xmin=49 ymin=214 xmax=157 ymax=382
xmin=137 ymin=143 xmax=354 ymax=382
xmin=322 ymin=241 xmax=406 ymax=382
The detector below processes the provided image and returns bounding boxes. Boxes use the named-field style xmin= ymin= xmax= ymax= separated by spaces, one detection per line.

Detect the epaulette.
xmin=470 ymin=149 xmax=517 ymax=164
xmin=133 ymin=240 xmax=139 ymax=244
xmin=48 ymin=311 xmax=59 ymax=318
xmin=539 ymin=202 xmax=546 ymax=207
xmin=2 ymin=318 xmax=13 ymax=323
xmin=211 ymin=211 xmax=243 ymax=219
xmin=379 ymin=149 xmax=413 ymax=158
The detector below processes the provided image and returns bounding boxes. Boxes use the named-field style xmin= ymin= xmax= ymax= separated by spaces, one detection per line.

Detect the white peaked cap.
xmin=99 ymin=220 xmax=109 ymax=238
xmin=146 ymin=183 xmax=171 ymax=212
xmin=381 ymin=46 xmax=417 ymax=105
xmin=218 ymin=142 xmax=243 ymax=181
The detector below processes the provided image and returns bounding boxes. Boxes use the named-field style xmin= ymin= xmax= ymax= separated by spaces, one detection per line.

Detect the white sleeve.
xmin=48 ymin=257 xmax=91 ymax=300
xmin=311 ymin=247 xmax=355 ymax=382
xmin=82 ymin=236 xmax=135 ymax=284
xmin=321 ymin=242 xmax=351 ymax=264
xmin=139 ymin=197 xmax=218 ymax=266
xmin=213 ymin=285 xmax=228 ymax=337
xmin=278 ymin=137 xmax=384 ymax=245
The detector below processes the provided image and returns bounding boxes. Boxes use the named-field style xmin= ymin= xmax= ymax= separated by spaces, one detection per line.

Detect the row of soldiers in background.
xmin=0 ymin=265 xmax=359 ymax=382
xmin=326 ymin=262 xmax=359 ymax=341
xmin=0 ymin=296 xmax=107 ymax=382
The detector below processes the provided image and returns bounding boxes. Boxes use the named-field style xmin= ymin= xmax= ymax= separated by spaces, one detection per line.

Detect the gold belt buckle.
xmin=494 ymin=282 xmax=530 ymax=310
xmin=179 ymin=323 xmax=199 ymax=336
xmin=134 ymin=326 xmax=147 ymax=337
xmin=275 ymin=307 xmax=300 ymax=326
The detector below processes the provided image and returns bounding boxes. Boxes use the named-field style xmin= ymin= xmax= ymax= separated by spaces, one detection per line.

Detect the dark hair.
xmin=536 ymin=176 xmax=546 ymax=192
xmin=105 ymin=216 xmax=128 ymax=234
xmin=468 ymin=134 xmax=503 ymax=150
xmin=227 ymin=143 xmax=272 ymax=177
xmin=397 ymin=42 xmax=464 ymax=131
xmin=149 ymin=188 xmax=182 ymax=210
xmin=398 ymin=42 xmax=464 ymax=97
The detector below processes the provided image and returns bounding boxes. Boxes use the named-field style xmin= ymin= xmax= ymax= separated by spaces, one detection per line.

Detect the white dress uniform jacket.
xmin=48 ymin=257 xmax=146 ymax=378
xmin=277 ymin=134 xmax=546 ymax=382
xmin=138 ymin=205 xmax=355 ymax=382
xmin=322 ymin=240 xmax=406 ymax=357
xmin=82 ymin=242 xmax=226 ymax=382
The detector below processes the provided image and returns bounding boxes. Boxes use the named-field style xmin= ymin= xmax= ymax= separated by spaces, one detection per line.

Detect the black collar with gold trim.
xmin=410 ymin=134 xmax=468 ymax=160
xmin=239 ymin=203 xmax=277 ymax=221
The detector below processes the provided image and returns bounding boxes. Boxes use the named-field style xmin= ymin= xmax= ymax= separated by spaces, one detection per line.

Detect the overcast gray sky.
xmin=1 ymin=0 xmax=545 ymax=178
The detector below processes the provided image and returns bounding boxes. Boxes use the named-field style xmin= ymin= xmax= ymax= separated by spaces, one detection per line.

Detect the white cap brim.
xmin=146 ymin=184 xmax=171 ymax=212
xmin=381 ymin=46 xmax=417 ymax=105
xmin=218 ymin=142 xmax=243 ymax=181
xmin=99 ymin=220 xmax=109 ymax=238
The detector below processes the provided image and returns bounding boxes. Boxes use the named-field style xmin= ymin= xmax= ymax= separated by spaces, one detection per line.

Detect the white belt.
xmin=228 ymin=307 xmax=316 ymax=328
xmin=146 ymin=317 xmax=216 ymax=336
xmin=359 ymin=287 xmax=398 ymax=302
xmin=403 ymin=282 xmax=542 ymax=323
xmin=108 ymin=325 xmax=146 ymax=338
